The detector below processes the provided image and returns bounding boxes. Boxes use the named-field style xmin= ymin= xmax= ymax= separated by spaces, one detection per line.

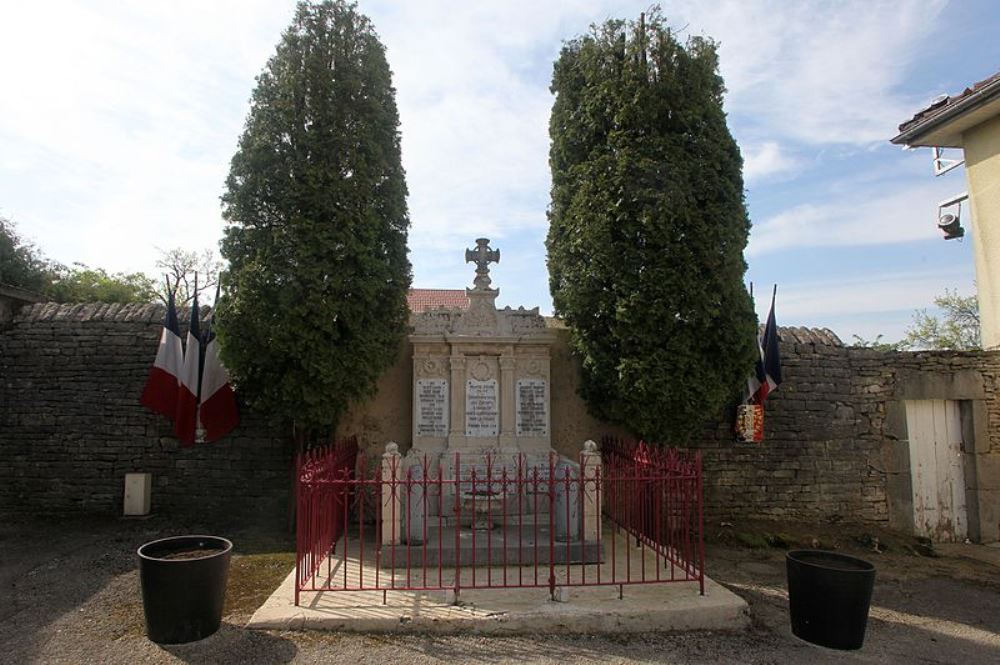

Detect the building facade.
xmin=893 ymin=72 xmax=1000 ymax=350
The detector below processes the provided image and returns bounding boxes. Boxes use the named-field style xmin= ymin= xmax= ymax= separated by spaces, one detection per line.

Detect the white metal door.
xmin=904 ymin=399 xmax=968 ymax=541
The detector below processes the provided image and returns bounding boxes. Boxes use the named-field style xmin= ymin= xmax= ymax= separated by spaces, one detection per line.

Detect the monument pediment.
xmin=412 ymin=303 xmax=549 ymax=337
xmin=409 ymin=238 xmax=555 ymax=457
xmin=411 ymin=238 xmax=551 ymax=339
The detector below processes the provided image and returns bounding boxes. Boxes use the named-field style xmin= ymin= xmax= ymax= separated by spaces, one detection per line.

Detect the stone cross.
xmin=465 ymin=238 xmax=500 ymax=290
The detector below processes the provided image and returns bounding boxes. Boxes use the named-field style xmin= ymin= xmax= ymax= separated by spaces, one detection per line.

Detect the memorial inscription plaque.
xmin=465 ymin=379 xmax=498 ymax=437
xmin=416 ymin=378 xmax=448 ymax=437
xmin=516 ymin=378 xmax=547 ymax=436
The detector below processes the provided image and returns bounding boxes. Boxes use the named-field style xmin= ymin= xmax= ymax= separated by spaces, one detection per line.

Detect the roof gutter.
xmin=891 ymin=76 xmax=1000 ymax=146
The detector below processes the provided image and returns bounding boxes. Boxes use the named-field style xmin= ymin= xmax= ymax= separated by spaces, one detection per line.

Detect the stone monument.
xmin=408 ymin=239 xmax=559 ymax=520
xmin=384 ymin=239 xmax=600 ymax=565
xmin=410 ymin=238 xmax=556 ymax=457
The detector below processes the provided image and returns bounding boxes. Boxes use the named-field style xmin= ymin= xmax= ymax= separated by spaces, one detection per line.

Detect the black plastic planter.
xmin=786 ymin=549 xmax=876 ymax=650
xmin=138 ymin=535 xmax=233 ymax=644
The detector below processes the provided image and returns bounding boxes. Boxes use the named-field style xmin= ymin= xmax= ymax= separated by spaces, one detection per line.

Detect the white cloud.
xmin=775 ymin=270 xmax=974 ymax=321
xmin=747 ymin=176 xmax=964 ymax=256
xmin=675 ymin=0 xmax=948 ymax=145
xmin=743 ymin=142 xmax=797 ymax=182
xmin=770 ymin=268 xmax=976 ymax=342
xmin=0 ymin=1 xmax=294 ymax=272
xmin=0 ymin=0 xmax=959 ymax=292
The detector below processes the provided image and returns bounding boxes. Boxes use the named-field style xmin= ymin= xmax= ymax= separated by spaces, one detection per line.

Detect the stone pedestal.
xmin=381 ymin=443 xmax=402 ymax=546
xmin=580 ymin=440 xmax=602 ymax=543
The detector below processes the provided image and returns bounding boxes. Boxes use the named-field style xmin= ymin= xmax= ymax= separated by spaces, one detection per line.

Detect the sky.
xmin=0 ymin=0 xmax=996 ymax=343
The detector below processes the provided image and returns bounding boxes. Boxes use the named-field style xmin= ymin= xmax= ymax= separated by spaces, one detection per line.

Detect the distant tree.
xmin=218 ymin=0 xmax=411 ymax=445
xmin=154 ymin=247 xmax=223 ymax=305
xmin=0 ymin=215 xmax=52 ymax=292
xmin=2 ymin=215 xmax=155 ymax=304
xmin=902 ymin=289 xmax=980 ymax=350
xmin=45 ymin=264 xmax=157 ymax=304
xmin=546 ymin=11 xmax=757 ymax=442
xmin=850 ymin=334 xmax=902 ymax=352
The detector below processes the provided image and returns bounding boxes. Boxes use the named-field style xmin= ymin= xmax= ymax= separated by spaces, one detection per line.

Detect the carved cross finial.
xmin=465 ymin=238 xmax=500 ymax=290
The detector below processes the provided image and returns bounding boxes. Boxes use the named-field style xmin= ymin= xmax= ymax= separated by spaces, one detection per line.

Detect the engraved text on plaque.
xmin=465 ymin=379 xmax=499 ymax=437
xmin=415 ymin=378 xmax=448 ymax=437
xmin=516 ymin=378 xmax=547 ymax=436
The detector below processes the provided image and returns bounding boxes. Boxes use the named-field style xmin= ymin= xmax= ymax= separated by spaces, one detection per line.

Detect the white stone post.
xmin=580 ymin=440 xmax=602 ymax=543
xmin=448 ymin=355 xmax=466 ymax=441
xmin=381 ymin=442 xmax=402 ymax=546
xmin=499 ymin=353 xmax=517 ymax=446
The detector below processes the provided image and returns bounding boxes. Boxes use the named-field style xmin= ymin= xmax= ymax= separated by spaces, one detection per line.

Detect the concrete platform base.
xmin=248 ymin=527 xmax=749 ymax=635
xmin=397 ymin=524 xmax=602 ymax=566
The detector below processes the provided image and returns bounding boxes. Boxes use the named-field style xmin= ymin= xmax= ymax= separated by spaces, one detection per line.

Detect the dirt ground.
xmin=1 ymin=514 xmax=998 ymax=664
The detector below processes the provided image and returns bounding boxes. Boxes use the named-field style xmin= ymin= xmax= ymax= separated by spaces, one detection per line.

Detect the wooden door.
xmin=904 ymin=399 xmax=968 ymax=542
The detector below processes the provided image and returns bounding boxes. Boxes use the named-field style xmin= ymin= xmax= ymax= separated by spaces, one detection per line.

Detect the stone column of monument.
xmin=448 ymin=354 xmax=466 ymax=445
xmin=499 ymin=354 xmax=517 ymax=448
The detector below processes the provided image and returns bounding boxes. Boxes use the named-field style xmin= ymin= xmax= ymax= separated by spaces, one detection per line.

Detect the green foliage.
xmin=2 ymin=217 xmax=153 ymax=303
xmin=902 ymin=289 xmax=980 ymax=350
xmin=850 ymin=334 xmax=903 ymax=352
xmin=218 ymin=0 xmax=411 ymax=436
xmin=45 ymin=264 xmax=156 ymax=304
xmin=546 ymin=11 xmax=757 ymax=442
xmin=0 ymin=215 xmax=52 ymax=292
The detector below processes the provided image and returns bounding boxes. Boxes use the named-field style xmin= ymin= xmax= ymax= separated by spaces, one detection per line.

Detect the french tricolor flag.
xmin=140 ymin=290 xmax=183 ymax=419
xmin=199 ymin=298 xmax=239 ymax=442
xmin=174 ymin=293 xmax=201 ymax=447
xmin=748 ymin=286 xmax=782 ymax=404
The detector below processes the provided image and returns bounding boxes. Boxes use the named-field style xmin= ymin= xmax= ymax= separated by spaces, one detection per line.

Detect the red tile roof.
xmin=407 ymin=289 xmax=470 ymax=313
xmin=896 ymin=70 xmax=1000 ymax=135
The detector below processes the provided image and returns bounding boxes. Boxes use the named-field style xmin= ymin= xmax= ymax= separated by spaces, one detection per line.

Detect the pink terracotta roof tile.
xmin=407 ymin=289 xmax=470 ymax=313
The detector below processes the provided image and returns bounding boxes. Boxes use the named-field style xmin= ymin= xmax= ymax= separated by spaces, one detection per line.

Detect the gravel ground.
xmin=1 ymin=515 xmax=999 ymax=664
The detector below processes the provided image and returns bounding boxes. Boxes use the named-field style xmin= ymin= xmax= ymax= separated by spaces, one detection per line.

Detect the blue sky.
xmin=0 ymin=1 xmax=996 ymax=342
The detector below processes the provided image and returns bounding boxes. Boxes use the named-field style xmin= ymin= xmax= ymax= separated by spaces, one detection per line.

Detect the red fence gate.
xmin=295 ymin=436 xmax=703 ymax=604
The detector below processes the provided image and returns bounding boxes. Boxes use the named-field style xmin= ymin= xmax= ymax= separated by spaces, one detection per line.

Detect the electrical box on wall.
xmin=123 ymin=473 xmax=152 ymax=516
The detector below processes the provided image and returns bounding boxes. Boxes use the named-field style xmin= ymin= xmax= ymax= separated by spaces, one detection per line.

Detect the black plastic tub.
xmin=138 ymin=535 xmax=233 ymax=644
xmin=786 ymin=549 xmax=876 ymax=650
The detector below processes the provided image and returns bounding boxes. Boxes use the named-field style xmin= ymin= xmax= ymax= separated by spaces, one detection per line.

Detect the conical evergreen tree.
xmin=219 ymin=0 xmax=410 ymax=439
xmin=547 ymin=11 xmax=757 ymax=442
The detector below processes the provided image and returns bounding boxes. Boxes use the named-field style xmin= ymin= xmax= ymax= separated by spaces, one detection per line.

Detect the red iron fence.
xmin=601 ymin=435 xmax=705 ymax=590
xmin=295 ymin=437 xmax=703 ymax=605
xmin=294 ymin=435 xmax=359 ymax=603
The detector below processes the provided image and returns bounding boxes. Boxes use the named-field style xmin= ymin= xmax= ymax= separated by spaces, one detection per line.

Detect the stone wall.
xmin=691 ymin=334 xmax=1000 ymax=541
xmin=2 ymin=302 xmax=998 ymax=540
xmin=853 ymin=349 xmax=1000 ymax=542
xmin=0 ymin=303 xmax=291 ymax=520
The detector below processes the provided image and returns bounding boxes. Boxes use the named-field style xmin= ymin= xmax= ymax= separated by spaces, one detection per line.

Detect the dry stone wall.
xmin=697 ymin=331 xmax=885 ymax=524
xmin=2 ymin=302 xmax=998 ymax=537
xmin=0 ymin=303 xmax=290 ymax=520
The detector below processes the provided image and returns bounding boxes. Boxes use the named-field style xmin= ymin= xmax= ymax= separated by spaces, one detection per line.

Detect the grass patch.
xmin=224 ymin=550 xmax=296 ymax=623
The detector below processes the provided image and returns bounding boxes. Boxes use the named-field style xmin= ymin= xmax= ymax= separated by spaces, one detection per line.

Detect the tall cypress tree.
xmin=547 ymin=12 xmax=757 ymax=442
xmin=219 ymin=0 xmax=410 ymax=442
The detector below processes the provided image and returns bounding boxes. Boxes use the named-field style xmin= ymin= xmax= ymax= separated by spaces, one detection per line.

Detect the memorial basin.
xmin=459 ymin=489 xmax=507 ymax=530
